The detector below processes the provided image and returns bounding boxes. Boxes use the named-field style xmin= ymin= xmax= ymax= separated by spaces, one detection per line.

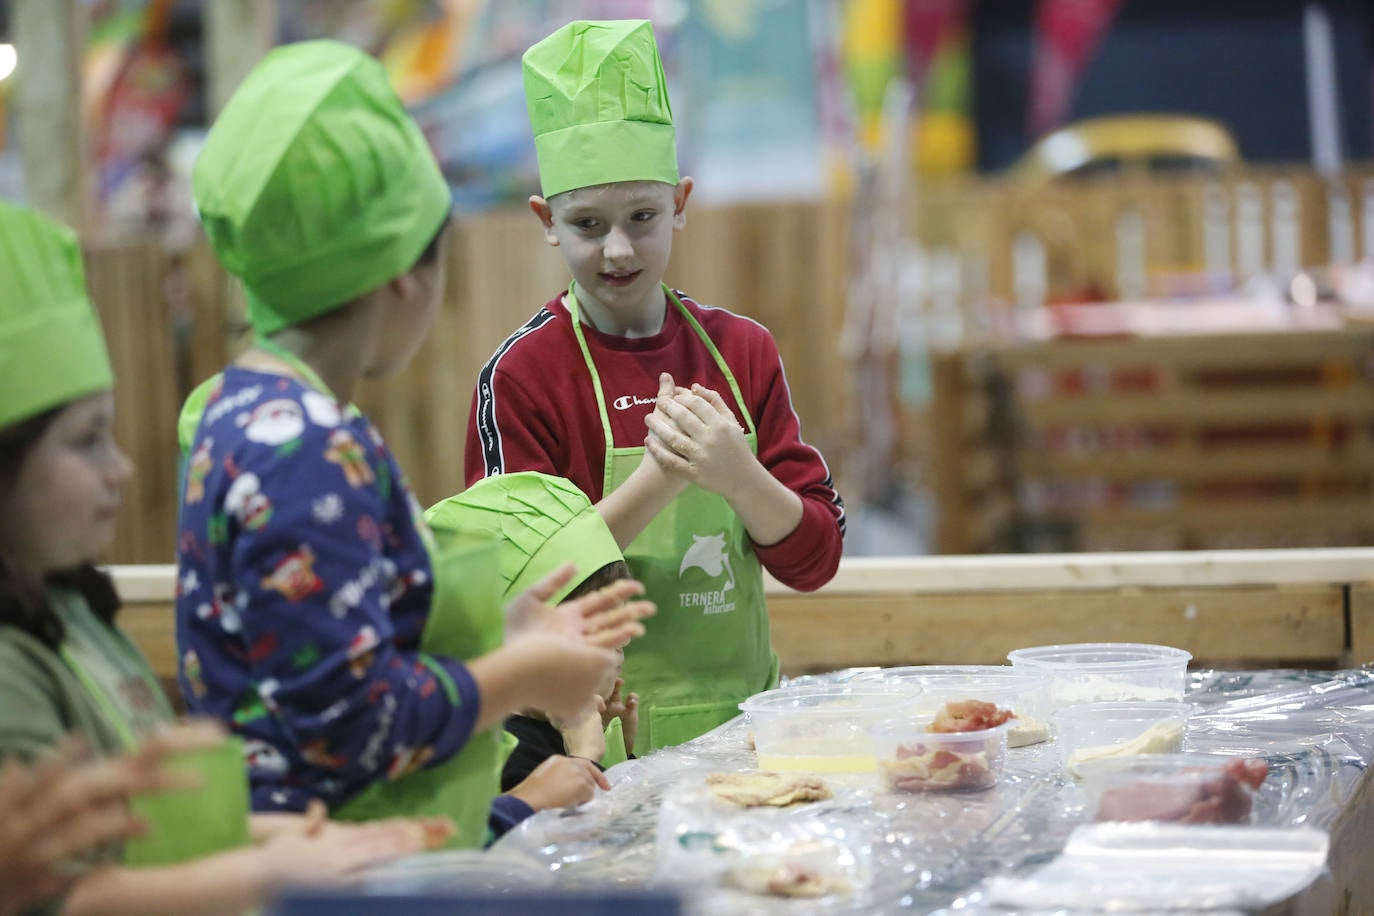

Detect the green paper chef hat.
xmin=426 ymin=472 xmax=624 ymax=605
xmin=0 ymin=202 xmax=113 ymax=430
xmin=193 ymin=40 xmax=451 ymax=336
xmin=523 ymin=19 xmax=679 ymax=198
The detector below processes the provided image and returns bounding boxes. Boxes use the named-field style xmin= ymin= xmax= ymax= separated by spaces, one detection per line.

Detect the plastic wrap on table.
xmin=484 ymin=667 xmax=1374 ymax=913
xmin=656 ymin=776 xmax=871 ymax=907
xmin=961 ymin=823 xmax=1329 ymax=912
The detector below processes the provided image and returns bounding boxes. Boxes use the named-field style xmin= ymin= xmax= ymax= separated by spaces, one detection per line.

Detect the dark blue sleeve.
xmin=487 ymin=794 xmax=536 ymax=844
xmin=228 ymin=426 xmax=481 ymax=789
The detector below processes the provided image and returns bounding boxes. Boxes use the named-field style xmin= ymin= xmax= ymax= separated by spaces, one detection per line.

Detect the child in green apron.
xmin=0 ymin=201 xmax=453 ymax=916
xmin=426 ymin=473 xmax=640 ymax=789
xmin=464 ymin=21 xmax=846 ymax=753
xmin=176 ymin=39 xmax=653 ymax=848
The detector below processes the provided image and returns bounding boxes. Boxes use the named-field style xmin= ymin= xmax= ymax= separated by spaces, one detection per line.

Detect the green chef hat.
xmin=426 ymin=472 xmax=624 ymax=605
xmin=193 ymin=40 xmax=451 ymax=336
xmin=523 ymin=19 xmax=679 ymax=199
xmin=0 ymin=202 xmax=113 ymax=430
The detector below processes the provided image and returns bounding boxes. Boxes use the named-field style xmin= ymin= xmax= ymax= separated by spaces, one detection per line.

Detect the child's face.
xmin=366 ymin=225 xmax=449 ymax=379
xmin=2 ymin=393 xmax=132 ymax=573
xmin=597 ymin=646 xmax=625 ymax=700
xmin=531 ymin=179 xmax=692 ymax=323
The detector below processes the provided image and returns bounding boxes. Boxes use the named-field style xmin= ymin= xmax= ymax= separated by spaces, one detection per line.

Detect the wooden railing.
xmin=113 ymin=547 xmax=1374 ymax=684
xmin=84 ymin=165 xmax=1374 ymax=563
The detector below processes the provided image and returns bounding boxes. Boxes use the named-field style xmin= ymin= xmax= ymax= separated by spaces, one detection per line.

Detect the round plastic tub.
xmin=869 ymin=717 xmax=1010 ymax=793
xmin=1079 ymin=753 xmax=1268 ymax=825
xmin=1051 ymin=701 xmax=1195 ymax=777
xmin=1007 ymin=643 xmax=1191 ymax=710
xmin=854 ymin=665 xmax=1050 ymax=747
xmin=739 ymin=686 xmax=913 ymax=773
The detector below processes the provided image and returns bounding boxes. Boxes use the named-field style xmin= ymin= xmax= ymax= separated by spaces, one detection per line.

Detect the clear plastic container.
xmin=1007 ymin=642 xmax=1191 ymax=710
xmin=869 ymin=718 xmax=1010 ymax=793
xmin=739 ymin=687 xmax=912 ymax=772
xmin=1051 ymin=701 xmax=1195 ymax=777
xmin=853 ymin=666 xmax=1050 ymax=748
xmin=1079 ymin=753 xmax=1268 ymax=825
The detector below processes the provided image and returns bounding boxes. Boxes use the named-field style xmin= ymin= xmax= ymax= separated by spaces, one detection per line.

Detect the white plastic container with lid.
xmin=738 ymin=686 xmax=912 ymax=773
xmin=1007 ymin=643 xmax=1191 ymax=711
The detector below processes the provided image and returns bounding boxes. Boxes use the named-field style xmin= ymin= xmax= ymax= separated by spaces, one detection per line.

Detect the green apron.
xmin=335 ymin=534 xmax=508 ymax=849
xmin=599 ymin=717 xmax=629 ymax=769
xmin=569 ymin=284 xmax=780 ymax=754
xmin=193 ymin=341 xmax=510 ymax=848
xmin=58 ymin=623 xmax=251 ymax=867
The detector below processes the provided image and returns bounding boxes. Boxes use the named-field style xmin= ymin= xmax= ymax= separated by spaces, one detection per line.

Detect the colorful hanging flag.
xmin=1027 ymin=0 xmax=1123 ymax=139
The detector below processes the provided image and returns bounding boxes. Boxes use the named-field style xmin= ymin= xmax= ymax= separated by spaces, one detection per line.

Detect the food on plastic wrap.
xmin=723 ymin=862 xmax=852 ymax=898
xmin=657 ymin=778 xmax=870 ymax=903
xmin=929 ymin=699 xmax=1015 ymax=733
xmin=706 ymin=771 xmax=833 ymax=808
xmin=1094 ymin=759 xmax=1269 ymax=825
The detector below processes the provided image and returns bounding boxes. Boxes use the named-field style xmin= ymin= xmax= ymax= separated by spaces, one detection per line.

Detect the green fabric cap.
xmin=0 ymin=202 xmax=113 ymax=429
xmin=425 ymin=472 xmax=623 ymax=605
xmin=193 ymin=40 xmax=450 ymax=335
xmin=523 ymin=19 xmax=679 ymax=198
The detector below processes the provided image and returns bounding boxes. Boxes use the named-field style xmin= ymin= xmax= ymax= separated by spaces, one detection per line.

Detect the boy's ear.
xmin=672 ymin=177 xmax=694 ymax=230
xmin=388 ymin=268 xmax=417 ymax=301
xmin=528 ymin=195 xmax=559 ymax=246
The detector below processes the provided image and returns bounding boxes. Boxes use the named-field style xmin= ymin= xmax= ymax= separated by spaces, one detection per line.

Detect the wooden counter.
xmin=113 ymin=547 xmax=1374 ymax=682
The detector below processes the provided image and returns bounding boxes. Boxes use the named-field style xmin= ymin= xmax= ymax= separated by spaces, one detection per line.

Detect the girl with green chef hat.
xmin=464 ymin=21 xmax=847 ymax=753
xmin=0 ymin=200 xmax=452 ymax=916
xmin=175 ymin=39 xmax=653 ymax=848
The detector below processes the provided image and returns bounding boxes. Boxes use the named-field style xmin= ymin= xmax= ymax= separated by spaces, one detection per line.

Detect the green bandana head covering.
xmin=193 ymin=39 xmax=450 ymax=335
xmin=0 ymin=202 xmax=113 ymax=429
xmin=425 ymin=472 xmax=623 ymax=605
xmin=523 ymin=19 xmax=679 ymax=198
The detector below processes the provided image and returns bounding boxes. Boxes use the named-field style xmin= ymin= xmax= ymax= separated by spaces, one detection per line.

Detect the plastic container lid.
xmin=1008 ymin=642 xmax=1192 ymax=671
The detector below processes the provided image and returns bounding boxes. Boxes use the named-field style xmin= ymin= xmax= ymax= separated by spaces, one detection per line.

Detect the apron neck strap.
xmin=59 ymin=645 xmax=139 ymax=751
xmin=567 ymin=283 xmax=758 ymax=440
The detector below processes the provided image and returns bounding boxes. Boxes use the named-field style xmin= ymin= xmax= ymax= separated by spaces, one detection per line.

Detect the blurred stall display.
xmin=1012 ymin=114 xmax=1241 ymax=186
xmin=678 ymin=0 xmax=835 ymax=204
xmin=931 ymin=303 xmax=1374 ymax=554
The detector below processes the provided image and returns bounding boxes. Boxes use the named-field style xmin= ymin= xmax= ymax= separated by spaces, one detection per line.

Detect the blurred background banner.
xmin=1026 ymin=0 xmax=1122 ymax=140
xmin=678 ymin=0 xmax=831 ymax=203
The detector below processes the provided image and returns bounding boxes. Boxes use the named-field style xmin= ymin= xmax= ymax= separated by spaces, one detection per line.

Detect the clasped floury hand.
xmin=645 ymin=372 xmax=751 ymax=499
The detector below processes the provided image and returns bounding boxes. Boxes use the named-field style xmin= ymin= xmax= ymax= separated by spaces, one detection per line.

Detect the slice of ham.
xmin=1095 ymin=759 xmax=1268 ymax=824
xmin=929 ymin=700 xmax=1015 ymax=733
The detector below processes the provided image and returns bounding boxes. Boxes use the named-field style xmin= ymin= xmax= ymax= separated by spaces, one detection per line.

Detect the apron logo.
xmin=679 ymin=532 xmax=736 ymax=615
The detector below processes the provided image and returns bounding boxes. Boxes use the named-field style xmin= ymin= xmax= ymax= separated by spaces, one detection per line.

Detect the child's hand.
xmin=506 ymin=567 xmax=654 ymax=650
xmin=645 ymin=377 xmax=755 ymax=499
xmin=504 ymin=634 xmax=617 ymax=724
xmin=506 ymin=755 xmax=610 ymax=812
xmin=256 ymin=816 xmax=448 ymax=885
xmin=557 ymin=700 xmax=608 ymax=761
xmin=604 ymin=679 xmax=639 ymax=754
